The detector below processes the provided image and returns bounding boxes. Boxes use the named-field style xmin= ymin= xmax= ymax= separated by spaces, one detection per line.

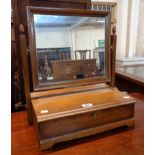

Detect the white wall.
xmin=91 ymin=0 xmax=144 ymax=64
xmin=71 ymin=25 xmax=105 ymax=59
xmin=35 ymin=25 xmax=105 ymax=59
xmin=136 ymin=0 xmax=144 ymax=57
xmin=116 ymin=0 xmax=143 ymax=63
xmin=73 ymin=25 xmax=105 ymax=58
xmin=91 ymin=0 xmax=117 ymax=2
xmin=116 ymin=0 xmax=129 ymax=59
xmin=127 ymin=0 xmax=141 ymax=57
xmin=35 ymin=26 xmax=72 ymax=48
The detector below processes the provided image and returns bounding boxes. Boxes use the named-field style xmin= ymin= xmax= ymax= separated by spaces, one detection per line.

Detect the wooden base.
xmin=31 ymin=85 xmax=136 ymax=151
xmin=40 ymin=118 xmax=134 ymax=150
xmin=11 ymin=93 xmax=144 ymax=155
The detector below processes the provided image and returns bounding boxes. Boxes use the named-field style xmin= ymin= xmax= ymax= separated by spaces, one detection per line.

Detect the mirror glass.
xmin=34 ymin=14 xmax=105 ymax=84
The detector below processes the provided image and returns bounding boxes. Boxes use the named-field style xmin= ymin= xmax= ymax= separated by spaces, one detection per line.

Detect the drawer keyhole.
xmin=91 ymin=112 xmax=96 ymax=118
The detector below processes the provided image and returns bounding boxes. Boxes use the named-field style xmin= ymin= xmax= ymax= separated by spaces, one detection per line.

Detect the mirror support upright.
xmin=110 ymin=26 xmax=117 ymax=87
xmin=19 ymin=24 xmax=33 ymax=125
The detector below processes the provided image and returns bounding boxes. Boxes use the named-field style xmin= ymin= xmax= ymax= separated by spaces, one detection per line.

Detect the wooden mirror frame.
xmin=27 ymin=6 xmax=111 ymax=91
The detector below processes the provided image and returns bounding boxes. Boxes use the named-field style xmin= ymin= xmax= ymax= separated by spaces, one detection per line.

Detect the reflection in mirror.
xmin=34 ymin=15 xmax=105 ymax=84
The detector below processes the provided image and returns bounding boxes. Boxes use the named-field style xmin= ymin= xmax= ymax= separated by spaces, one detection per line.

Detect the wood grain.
xmin=116 ymin=67 xmax=144 ymax=86
xmin=12 ymin=0 xmax=91 ymax=106
xmin=11 ymin=93 xmax=144 ymax=155
xmin=32 ymin=87 xmax=135 ymax=121
xmin=115 ymin=67 xmax=144 ymax=94
xmin=19 ymin=25 xmax=33 ymax=125
xmin=31 ymin=86 xmax=135 ymax=150
xmin=31 ymin=83 xmax=108 ymax=98
xmin=51 ymin=59 xmax=97 ymax=81
xmin=110 ymin=30 xmax=117 ymax=87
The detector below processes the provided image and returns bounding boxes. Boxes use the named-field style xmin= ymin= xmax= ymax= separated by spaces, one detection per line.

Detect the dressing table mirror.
xmin=24 ymin=6 xmax=136 ymax=150
xmin=27 ymin=7 xmax=111 ymax=91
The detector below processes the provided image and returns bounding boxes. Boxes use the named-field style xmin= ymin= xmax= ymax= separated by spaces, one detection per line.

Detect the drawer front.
xmin=38 ymin=103 xmax=134 ymax=139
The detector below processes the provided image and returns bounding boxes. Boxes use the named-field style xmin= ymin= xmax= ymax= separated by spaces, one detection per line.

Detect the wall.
xmin=73 ymin=25 xmax=105 ymax=59
xmin=91 ymin=0 xmax=117 ymax=2
xmin=116 ymin=0 xmax=129 ymax=59
xmin=116 ymin=0 xmax=143 ymax=65
xmin=136 ymin=0 xmax=144 ymax=57
xmin=35 ymin=25 xmax=105 ymax=59
xmin=35 ymin=26 xmax=72 ymax=48
xmin=91 ymin=0 xmax=144 ymax=65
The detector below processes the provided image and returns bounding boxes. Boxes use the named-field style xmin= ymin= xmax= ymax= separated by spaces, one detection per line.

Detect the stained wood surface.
xmin=31 ymin=85 xmax=135 ymax=150
xmin=31 ymin=87 xmax=135 ymax=122
xmin=31 ymin=83 xmax=108 ymax=98
xmin=51 ymin=59 xmax=97 ymax=81
xmin=115 ymin=66 xmax=144 ymax=94
xmin=11 ymin=93 xmax=144 ymax=155
xmin=115 ymin=66 xmax=144 ymax=86
xmin=12 ymin=0 xmax=91 ymax=94
xmin=110 ymin=32 xmax=116 ymax=87
xmin=38 ymin=104 xmax=134 ymax=140
xmin=19 ymin=27 xmax=33 ymax=124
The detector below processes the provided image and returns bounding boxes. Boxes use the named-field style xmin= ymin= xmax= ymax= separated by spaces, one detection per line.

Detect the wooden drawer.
xmin=32 ymin=87 xmax=136 ymax=150
xmin=38 ymin=104 xmax=134 ymax=139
